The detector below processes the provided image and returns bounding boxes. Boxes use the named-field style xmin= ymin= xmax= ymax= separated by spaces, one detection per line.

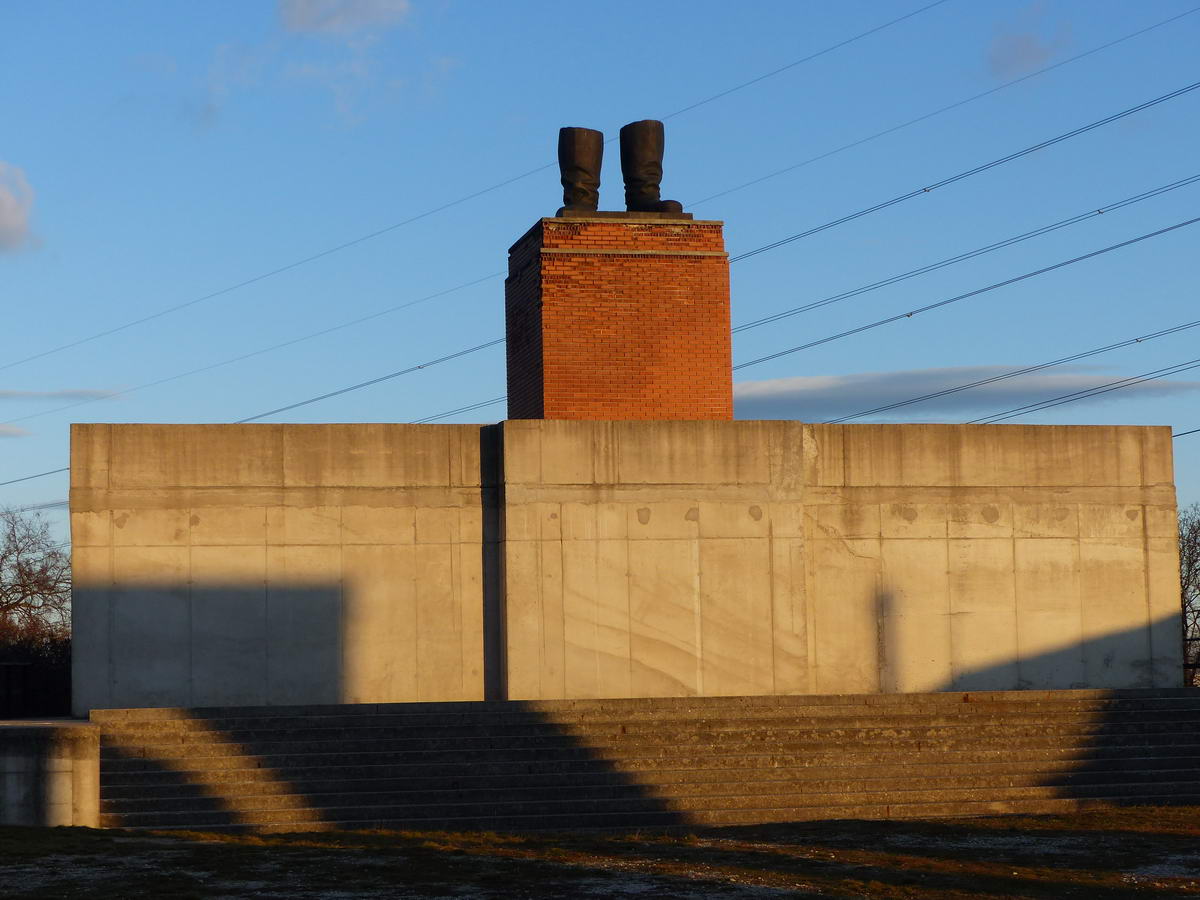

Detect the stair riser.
xmin=88 ymin=688 xmax=1200 ymax=724
xmin=99 ymin=780 xmax=1200 ymax=829
xmin=101 ymin=770 xmax=1200 ymax=815
xmin=95 ymin=701 xmax=1200 ymax=735
xmin=92 ymin=690 xmax=1200 ymax=832
xmin=99 ymin=741 xmax=1200 ymax=779
xmin=99 ymin=792 xmax=1200 ymax=833
xmin=101 ymin=753 xmax=1200 ymax=798
xmin=98 ymin=734 xmax=1200 ymax=773
xmin=95 ymin=713 xmax=1200 ymax=748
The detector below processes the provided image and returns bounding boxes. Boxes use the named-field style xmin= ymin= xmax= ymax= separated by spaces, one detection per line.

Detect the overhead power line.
xmin=732 ymin=172 xmax=1200 ymax=334
xmin=13 ymin=167 xmax=1192 ymax=439
xmin=0 ymin=467 xmax=70 ymax=488
xmin=968 ymin=356 xmax=1200 ymax=424
xmin=732 ymin=216 xmax=1200 ymax=371
xmin=241 ymin=214 xmax=1200 ymax=431
xmin=0 ymin=3 xmax=1189 ymax=433
xmin=663 ymin=0 xmax=955 ymax=121
xmin=1175 ymin=427 xmax=1200 ymax=438
xmin=3 ymin=271 xmax=505 ymax=428
xmin=8 ymin=70 xmax=1200 ymax=490
xmin=4 ymin=179 xmax=1197 ymax=487
xmin=0 ymin=0 xmax=952 ymax=377
xmin=14 ymin=500 xmax=69 ymax=513
xmin=413 ymin=396 xmax=508 ymax=424
xmin=824 ymin=317 xmax=1200 ymax=423
xmin=690 ymin=4 xmax=1200 ymax=209
xmin=728 ymin=79 xmax=1200 ymax=263
xmin=235 ymin=338 xmax=507 ymax=423
xmin=17 ymin=168 xmax=1192 ymax=436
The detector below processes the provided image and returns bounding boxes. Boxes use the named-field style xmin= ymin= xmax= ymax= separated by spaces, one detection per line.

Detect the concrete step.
xmin=98 ymin=736 xmax=1200 ymax=777
xmin=98 ymin=778 xmax=1200 ymax=829
xmin=100 ymin=751 xmax=1200 ymax=795
xmin=88 ymin=687 xmax=1200 ymax=722
xmin=94 ymin=710 xmax=1200 ymax=748
xmin=94 ymin=689 xmax=1200 ymax=831
xmin=100 ymin=766 xmax=1200 ymax=815
xmin=91 ymin=695 xmax=1200 ymax=734
xmin=97 ymin=725 xmax=1200 ymax=769
xmin=99 ymin=792 xmax=1200 ymax=834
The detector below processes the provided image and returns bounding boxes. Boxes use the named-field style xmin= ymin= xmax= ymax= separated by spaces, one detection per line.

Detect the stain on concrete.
xmin=748 ymin=505 xmax=763 ymax=521
xmin=982 ymin=505 xmax=1000 ymax=523
xmin=637 ymin=508 xmax=651 ymax=525
xmin=113 ymin=513 xmax=128 ymax=529
xmin=684 ymin=507 xmax=699 ymax=522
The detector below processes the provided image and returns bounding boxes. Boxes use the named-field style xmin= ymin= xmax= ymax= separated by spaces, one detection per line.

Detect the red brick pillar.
xmin=505 ymin=214 xmax=732 ymax=420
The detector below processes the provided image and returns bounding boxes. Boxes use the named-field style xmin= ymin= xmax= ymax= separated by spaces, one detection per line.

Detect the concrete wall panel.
xmin=71 ymin=423 xmax=487 ymax=713
xmin=71 ymin=419 xmax=1184 ymax=711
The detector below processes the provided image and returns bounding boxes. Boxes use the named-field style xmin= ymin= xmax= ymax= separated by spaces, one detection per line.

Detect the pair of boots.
xmin=558 ymin=119 xmax=683 ymax=216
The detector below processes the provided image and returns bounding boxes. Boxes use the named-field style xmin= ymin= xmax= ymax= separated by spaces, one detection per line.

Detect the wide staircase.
xmin=93 ymin=689 xmax=1200 ymax=832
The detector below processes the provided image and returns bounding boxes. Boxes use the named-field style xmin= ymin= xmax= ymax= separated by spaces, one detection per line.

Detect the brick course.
xmin=505 ymin=217 xmax=733 ymax=420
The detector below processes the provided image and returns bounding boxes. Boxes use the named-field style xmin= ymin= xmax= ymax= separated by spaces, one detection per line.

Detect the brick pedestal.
xmin=505 ymin=215 xmax=732 ymax=420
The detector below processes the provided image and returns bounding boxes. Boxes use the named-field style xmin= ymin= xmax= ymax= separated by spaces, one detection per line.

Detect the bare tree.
xmin=1182 ymin=503 xmax=1200 ymax=687
xmin=0 ymin=507 xmax=71 ymax=646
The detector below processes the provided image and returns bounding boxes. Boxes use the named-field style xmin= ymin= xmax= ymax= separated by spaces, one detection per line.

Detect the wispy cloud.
xmin=987 ymin=4 xmax=1069 ymax=80
xmin=734 ymin=366 xmax=1200 ymax=421
xmin=0 ymin=389 xmax=118 ymax=402
xmin=279 ymin=0 xmax=412 ymax=37
xmin=0 ymin=162 xmax=35 ymax=252
xmin=0 ymin=425 xmax=30 ymax=438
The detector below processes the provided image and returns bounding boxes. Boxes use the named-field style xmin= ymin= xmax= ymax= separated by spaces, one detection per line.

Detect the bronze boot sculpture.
xmin=557 ymin=126 xmax=603 ymax=216
xmin=619 ymin=119 xmax=683 ymax=214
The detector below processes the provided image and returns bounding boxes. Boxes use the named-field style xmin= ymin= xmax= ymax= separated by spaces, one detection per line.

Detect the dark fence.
xmin=1186 ymin=637 xmax=1200 ymax=688
xmin=0 ymin=661 xmax=71 ymax=718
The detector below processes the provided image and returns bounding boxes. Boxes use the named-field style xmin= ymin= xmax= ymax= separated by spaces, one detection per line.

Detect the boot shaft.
xmin=619 ymin=119 xmax=682 ymax=213
xmin=619 ymin=119 xmax=665 ymax=207
xmin=558 ymin=127 xmax=603 ymax=212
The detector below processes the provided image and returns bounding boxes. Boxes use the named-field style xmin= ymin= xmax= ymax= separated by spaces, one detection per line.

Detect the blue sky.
xmin=3 ymin=0 xmax=1199 ymax=540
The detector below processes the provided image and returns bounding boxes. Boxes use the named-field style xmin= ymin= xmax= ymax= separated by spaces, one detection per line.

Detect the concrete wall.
xmin=501 ymin=420 xmax=1183 ymax=699
xmin=70 ymin=424 xmax=489 ymax=715
xmin=0 ymin=722 xmax=99 ymax=827
xmin=71 ymin=420 xmax=1183 ymax=712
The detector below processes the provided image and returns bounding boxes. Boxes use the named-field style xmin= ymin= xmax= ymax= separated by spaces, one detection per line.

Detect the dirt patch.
xmin=3 ymin=806 xmax=1200 ymax=898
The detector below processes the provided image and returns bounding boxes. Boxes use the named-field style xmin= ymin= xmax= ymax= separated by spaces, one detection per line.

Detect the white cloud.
xmin=734 ymin=366 xmax=1200 ymax=422
xmin=987 ymin=5 xmax=1069 ymax=80
xmin=279 ymin=0 xmax=411 ymax=36
xmin=0 ymin=389 xmax=118 ymax=402
xmin=0 ymin=162 xmax=34 ymax=252
xmin=0 ymin=425 xmax=30 ymax=438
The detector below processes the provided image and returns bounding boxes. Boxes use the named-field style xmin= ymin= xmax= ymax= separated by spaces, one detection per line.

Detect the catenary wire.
xmin=688 ymin=4 xmax=1200 ymax=209
xmin=3 ymin=271 xmax=504 ymax=427
xmin=4 ymin=175 xmax=1197 ymax=484
xmin=0 ymin=0 xmax=953 ymax=376
xmin=1176 ymin=427 xmax=1200 ymax=438
xmin=15 ymin=166 xmax=1193 ymax=435
xmin=727 ymin=79 xmax=1200 ymax=263
xmin=7 ymin=70 xmax=1200 ymax=487
xmin=823 ymin=318 xmax=1200 ymax=423
xmin=731 ymin=216 xmax=1200 ymax=372
xmin=234 ymin=338 xmax=506 ymax=423
xmin=13 ymin=167 xmax=1193 ymax=435
xmin=732 ymin=172 xmax=1200 ymax=333
xmin=2 ymin=3 xmax=1189 ymax=381
xmin=3 ymin=8 xmax=1192 ymax=434
xmin=967 ymin=357 xmax=1200 ymax=424
xmin=0 ymin=468 xmax=70 ymax=489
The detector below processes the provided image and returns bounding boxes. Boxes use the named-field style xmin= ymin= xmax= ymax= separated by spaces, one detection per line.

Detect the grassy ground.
xmin=2 ymin=806 xmax=1199 ymax=898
